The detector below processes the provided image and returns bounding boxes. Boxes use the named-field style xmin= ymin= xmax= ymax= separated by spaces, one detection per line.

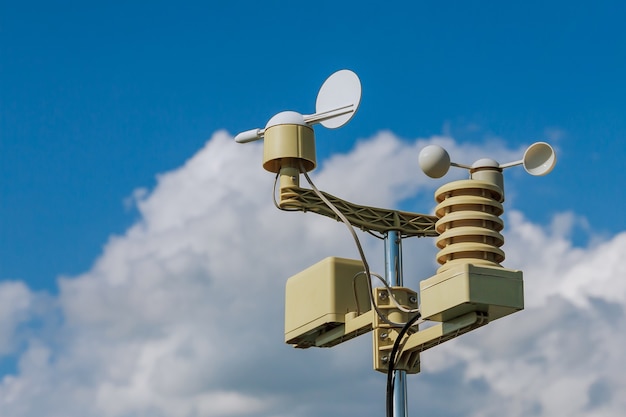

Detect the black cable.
xmin=366 ymin=229 xmax=385 ymax=240
xmin=386 ymin=311 xmax=422 ymax=417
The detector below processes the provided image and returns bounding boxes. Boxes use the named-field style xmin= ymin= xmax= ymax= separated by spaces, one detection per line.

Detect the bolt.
xmin=380 ymin=332 xmax=389 ymax=339
xmin=379 ymin=291 xmax=389 ymax=300
xmin=409 ymin=295 xmax=417 ymax=304
xmin=381 ymin=355 xmax=389 ymax=364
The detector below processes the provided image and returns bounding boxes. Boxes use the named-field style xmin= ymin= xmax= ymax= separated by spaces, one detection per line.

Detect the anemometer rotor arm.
xmin=419 ymin=142 xmax=557 ymax=179
xmin=497 ymin=160 xmax=523 ymax=169
xmin=450 ymin=161 xmax=472 ymax=169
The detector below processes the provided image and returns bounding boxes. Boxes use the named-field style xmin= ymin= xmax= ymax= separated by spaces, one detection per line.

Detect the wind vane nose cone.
xmin=234 ymin=128 xmax=263 ymax=143
xmin=266 ymin=111 xmax=307 ymax=129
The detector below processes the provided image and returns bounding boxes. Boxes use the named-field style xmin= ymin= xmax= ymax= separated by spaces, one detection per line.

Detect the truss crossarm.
xmin=279 ymin=185 xmax=439 ymax=237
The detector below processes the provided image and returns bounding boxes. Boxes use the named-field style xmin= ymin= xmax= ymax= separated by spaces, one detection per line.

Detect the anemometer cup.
xmin=522 ymin=142 xmax=556 ymax=176
xmin=418 ymin=145 xmax=451 ymax=178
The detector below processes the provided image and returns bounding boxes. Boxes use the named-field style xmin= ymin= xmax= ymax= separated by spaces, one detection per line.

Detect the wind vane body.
xmin=234 ymin=69 xmax=556 ymax=417
xmin=234 ymin=69 xmax=362 ymax=144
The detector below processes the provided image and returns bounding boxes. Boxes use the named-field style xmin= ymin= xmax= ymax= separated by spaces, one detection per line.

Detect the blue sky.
xmin=3 ymin=1 xmax=626 ymax=289
xmin=1 ymin=2 xmax=626 ymax=417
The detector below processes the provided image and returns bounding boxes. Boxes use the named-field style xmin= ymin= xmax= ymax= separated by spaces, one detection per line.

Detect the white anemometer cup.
xmin=521 ymin=142 xmax=557 ymax=176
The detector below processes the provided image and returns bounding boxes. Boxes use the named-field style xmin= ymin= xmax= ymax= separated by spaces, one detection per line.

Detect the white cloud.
xmin=0 ymin=281 xmax=32 ymax=355
xmin=0 ymin=131 xmax=624 ymax=417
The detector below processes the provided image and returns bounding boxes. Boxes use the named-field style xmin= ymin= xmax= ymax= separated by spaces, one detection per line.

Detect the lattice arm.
xmin=279 ymin=185 xmax=439 ymax=238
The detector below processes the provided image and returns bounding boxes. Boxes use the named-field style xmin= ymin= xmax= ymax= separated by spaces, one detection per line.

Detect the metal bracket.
xmin=372 ymin=287 xmax=420 ymax=374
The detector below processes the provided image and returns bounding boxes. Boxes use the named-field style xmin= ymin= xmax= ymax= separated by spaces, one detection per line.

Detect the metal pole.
xmin=385 ymin=230 xmax=408 ymax=417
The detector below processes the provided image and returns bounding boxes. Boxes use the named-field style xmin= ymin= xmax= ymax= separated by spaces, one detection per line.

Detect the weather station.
xmin=234 ymin=70 xmax=556 ymax=417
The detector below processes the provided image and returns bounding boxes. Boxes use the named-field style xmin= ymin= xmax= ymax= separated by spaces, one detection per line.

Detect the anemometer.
xmin=234 ymin=70 xmax=556 ymax=417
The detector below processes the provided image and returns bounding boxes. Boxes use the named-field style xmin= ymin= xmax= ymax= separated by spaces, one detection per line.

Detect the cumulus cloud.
xmin=0 ymin=282 xmax=33 ymax=355
xmin=0 ymin=131 xmax=623 ymax=417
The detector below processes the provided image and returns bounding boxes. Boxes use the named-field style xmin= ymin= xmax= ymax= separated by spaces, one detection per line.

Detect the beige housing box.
xmin=285 ymin=257 xmax=370 ymax=348
xmin=419 ymin=263 xmax=523 ymax=322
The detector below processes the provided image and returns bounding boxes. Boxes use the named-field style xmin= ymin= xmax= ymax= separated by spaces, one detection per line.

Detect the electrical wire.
xmin=299 ymin=163 xmax=414 ymax=327
xmin=300 ymin=167 xmax=384 ymax=320
xmin=352 ymin=271 xmax=367 ymax=316
xmin=353 ymin=271 xmax=421 ymax=315
xmin=366 ymin=229 xmax=386 ymax=240
xmin=273 ymin=171 xmax=300 ymax=211
xmin=386 ymin=311 xmax=422 ymax=417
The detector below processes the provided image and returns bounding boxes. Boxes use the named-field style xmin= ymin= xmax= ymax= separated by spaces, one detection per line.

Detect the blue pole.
xmin=385 ymin=230 xmax=407 ymax=417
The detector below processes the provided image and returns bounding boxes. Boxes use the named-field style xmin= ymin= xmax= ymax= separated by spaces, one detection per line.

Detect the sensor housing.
xmin=285 ymin=257 xmax=371 ymax=348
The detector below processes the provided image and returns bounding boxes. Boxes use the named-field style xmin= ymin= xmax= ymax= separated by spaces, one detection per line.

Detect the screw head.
xmin=379 ymin=291 xmax=388 ymax=300
xmin=409 ymin=295 xmax=417 ymax=304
